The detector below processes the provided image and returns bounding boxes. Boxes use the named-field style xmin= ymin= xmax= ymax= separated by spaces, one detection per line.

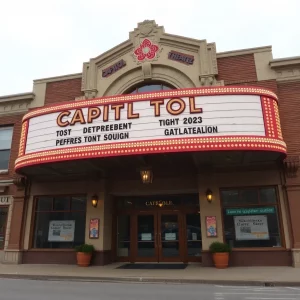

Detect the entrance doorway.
xmin=136 ymin=211 xmax=182 ymax=262
xmin=114 ymin=194 xmax=202 ymax=263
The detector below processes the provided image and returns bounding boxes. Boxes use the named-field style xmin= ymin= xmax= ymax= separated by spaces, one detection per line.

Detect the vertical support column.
xmin=284 ymin=155 xmax=300 ymax=267
xmin=84 ymin=178 xmax=112 ymax=265
xmin=286 ymin=185 xmax=300 ymax=267
xmin=4 ymin=178 xmax=26 ymax=264
xmin=198 ymin=171 xmax=224 ymax=266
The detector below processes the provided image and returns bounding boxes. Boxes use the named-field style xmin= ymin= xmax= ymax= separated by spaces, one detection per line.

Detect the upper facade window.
xmin=0 ymin=127 xmax=13 ymax=172
xmin=126 ymin=83 xmax=174 ymax=94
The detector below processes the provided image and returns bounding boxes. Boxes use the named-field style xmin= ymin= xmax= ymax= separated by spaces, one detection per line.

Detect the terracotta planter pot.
xmin=76 ymin=252 xmax=92 ymax=267
xmin=212 ymin=252 xmax=229 ymax=269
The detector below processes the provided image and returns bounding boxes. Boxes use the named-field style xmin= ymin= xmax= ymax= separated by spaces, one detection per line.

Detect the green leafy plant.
xmin=74 ymin=244 xmax=95 ymax=253
xmin=209 ymin=241 xmax=231 ymax=253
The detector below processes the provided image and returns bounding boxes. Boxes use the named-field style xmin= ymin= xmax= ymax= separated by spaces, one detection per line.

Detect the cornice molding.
xmin=33 ymin=73 xmax=82 ymax=84
xmin=270 ymin=56 xmax=300 ymax=69
xmin=217 ymin=46 xmax=272 ymax=58
xmin=0 ymin=92 xmax=34 ymax=116
xmin=0 ymin=92 xmax=34 ymax=102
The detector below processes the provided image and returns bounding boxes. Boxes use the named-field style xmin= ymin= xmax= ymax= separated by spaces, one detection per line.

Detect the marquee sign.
xmin=15 ymin=87 xmax=286 ymax=172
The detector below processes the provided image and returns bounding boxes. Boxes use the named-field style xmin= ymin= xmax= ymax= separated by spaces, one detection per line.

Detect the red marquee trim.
xmin=15 ymin=135 xmax=287 ymax=171
xmin=15 ymin=87 xmax=286 ymax=173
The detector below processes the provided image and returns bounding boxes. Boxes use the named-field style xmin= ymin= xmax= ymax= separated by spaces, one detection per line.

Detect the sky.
xmin=0 ymin=0 xmax=299 ymax=96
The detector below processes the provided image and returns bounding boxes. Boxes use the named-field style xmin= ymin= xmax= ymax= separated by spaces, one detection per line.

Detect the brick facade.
xmin=0 ymin=22 xmax=299 ymax=266
xmin=278 ymin=81 xmax=300 ymax=156
xmin=217 ymin=54 xmax=257 ymax=84
xmin=45 ymin=77 xmax=83 ymax=105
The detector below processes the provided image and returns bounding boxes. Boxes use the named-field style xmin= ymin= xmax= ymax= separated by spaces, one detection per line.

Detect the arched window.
xmin=125 ymin=82 xmax=175 ymax=94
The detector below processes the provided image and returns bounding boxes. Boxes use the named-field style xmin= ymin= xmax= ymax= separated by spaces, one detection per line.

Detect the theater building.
xmin=0 ymin=20 xmax=300 ymax=267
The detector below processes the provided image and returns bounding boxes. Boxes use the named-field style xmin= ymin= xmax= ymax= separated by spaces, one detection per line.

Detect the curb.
xmin=0 ymin=274 xmax=299 ymax=287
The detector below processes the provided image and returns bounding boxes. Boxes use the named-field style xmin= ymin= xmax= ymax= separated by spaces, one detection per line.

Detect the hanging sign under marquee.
xmin=234 ymin=215 xmax=270 ymax=240
xmin=15 ymin=87 xmax=286 ymax=171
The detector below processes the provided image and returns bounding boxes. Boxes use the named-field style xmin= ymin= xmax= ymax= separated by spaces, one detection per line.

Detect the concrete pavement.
xmin=1 ymin=279 xmax=300 ymax=300
xmin=1 ymin=263 xmax=300 ymax=286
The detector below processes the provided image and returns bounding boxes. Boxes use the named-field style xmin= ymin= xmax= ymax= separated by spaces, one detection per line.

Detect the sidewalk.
xmin=0 ymin=263 xmax=300 ymax=286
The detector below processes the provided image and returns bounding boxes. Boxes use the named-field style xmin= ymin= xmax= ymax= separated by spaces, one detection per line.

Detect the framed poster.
xmin=234 ymin=215 xmax=269 ymax=240
xmin=48 ymin=220 xmax=75 ymax=242
xmin=89 ymin=218 xmax=99 ymax=239
xmin=206 ymin=216 xmax=217 ymax=237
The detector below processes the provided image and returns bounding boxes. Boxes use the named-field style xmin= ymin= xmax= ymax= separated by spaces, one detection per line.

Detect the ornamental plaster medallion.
xmin=133 ymin=38 xmax=160 ymax=63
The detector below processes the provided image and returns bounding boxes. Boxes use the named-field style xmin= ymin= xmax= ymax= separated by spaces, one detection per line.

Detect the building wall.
xmin=0 ymin=20 xmax=299 ymax=266
xmin=44 ymin=77 xmax=83 ymax=105
xmin=198 ymin=168 xmax=292 ymax=266
xmin=217 ymin=54 xmax=257 ymax=84
xmin=22 ymin=179 xmax=111 ymax=264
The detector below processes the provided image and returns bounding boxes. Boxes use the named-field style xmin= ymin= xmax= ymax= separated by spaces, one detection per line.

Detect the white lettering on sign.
xmin=0 ymin=196 xmax=12 ymax=205
xmin=48 ymin=220 xmax=75 ymax=242
xmin=25 ymin=95 xmax=264 ymax=154
xmin=234 ymin=215 xmax=269 ymax=240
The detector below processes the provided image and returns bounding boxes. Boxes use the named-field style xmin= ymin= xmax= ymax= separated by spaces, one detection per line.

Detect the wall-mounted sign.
xmin=168 ymin=51 xmax=194 ymax=65
xmin=206 ymin=216 xmax=217 ymax=237
xmin=102 ymin=59 xmax=126 ymax=78
xmin=15 ymin=87 xmax=286 ymax=171
xmin=24 ymin=95 xmax=265 ymax=153
xmin=234 ymin=215 xmax=269 ymax=240
xmin=89 ymin=218 xmax=99 ymax=239
xmin=48 ymin=220 xmax=75 ymax=242
xmin=226 ymin=207 xmax=275 ymax=216
xmin=145 ymin=200 xmax=173 ymax=207
xmin=0 ymin=196 xmax=12 ymax=205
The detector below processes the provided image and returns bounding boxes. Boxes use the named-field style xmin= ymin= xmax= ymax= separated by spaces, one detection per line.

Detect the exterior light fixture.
xmin=91 ymin=194 xmax=99 ymax=208
xmin=140 ymin=169 xmax=153 ymax=184
xmin=158 ymin=201 xmax=163 ymax=208
xmin=206 ymin=189 xmax=213 ymax=203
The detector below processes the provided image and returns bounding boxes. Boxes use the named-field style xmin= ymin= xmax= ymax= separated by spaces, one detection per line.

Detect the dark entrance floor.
xmin=117 ymin=263 xmax=188 ymax=270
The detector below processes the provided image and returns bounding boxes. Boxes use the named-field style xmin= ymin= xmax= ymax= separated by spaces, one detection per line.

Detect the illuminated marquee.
xmin=15 ymin=87 xmax=286 ymax=171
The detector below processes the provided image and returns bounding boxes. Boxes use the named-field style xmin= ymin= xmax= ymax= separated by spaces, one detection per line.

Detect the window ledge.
xmin=27 ymin=248 xmax=75 ymax=252
xmin=0 ymin=170 xmax=9 ymax=175
xmin=231 ymin=247 xmax=287 ymax=252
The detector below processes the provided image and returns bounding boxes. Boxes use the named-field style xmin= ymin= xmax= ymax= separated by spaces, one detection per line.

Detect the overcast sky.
xmin=0 ymin=0 xmax=299 ymax=96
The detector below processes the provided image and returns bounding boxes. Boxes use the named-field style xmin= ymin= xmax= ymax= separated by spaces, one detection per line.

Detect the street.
xmin=0 ymin=279 xmax=300 ymax=300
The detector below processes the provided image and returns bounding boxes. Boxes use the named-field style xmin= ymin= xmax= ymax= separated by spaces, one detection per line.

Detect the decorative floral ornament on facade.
xmin=133 ymin=39 xmax=159 ymax=62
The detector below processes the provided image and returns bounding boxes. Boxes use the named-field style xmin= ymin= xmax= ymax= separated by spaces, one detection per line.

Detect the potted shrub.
xmin=209 ymin=241 xmax=231 ymax=269
xmin=75 ymin=244 xmax=95 ymax=267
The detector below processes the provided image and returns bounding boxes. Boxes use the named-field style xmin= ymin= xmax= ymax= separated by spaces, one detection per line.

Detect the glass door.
xmin=135 ymin=212 xmax=158 ymax=262
xmin=158 ymin=212 xmax=183 ymax=262
xmin=133 ymin=211 xmax=184 ymax=262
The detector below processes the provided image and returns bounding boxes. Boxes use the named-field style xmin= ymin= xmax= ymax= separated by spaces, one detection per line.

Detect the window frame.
xmin=220 ymin=185 xmax=286 ymax=250
xmin=124 ymin=82 xmax=175 ymax=94
xmin=0 ymin=206 xmax=9 ymax=250
xmin=0 ymin=126 xmax=13 ymax=173
xmin=30 ymin=194 xmax=87 ymax=250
